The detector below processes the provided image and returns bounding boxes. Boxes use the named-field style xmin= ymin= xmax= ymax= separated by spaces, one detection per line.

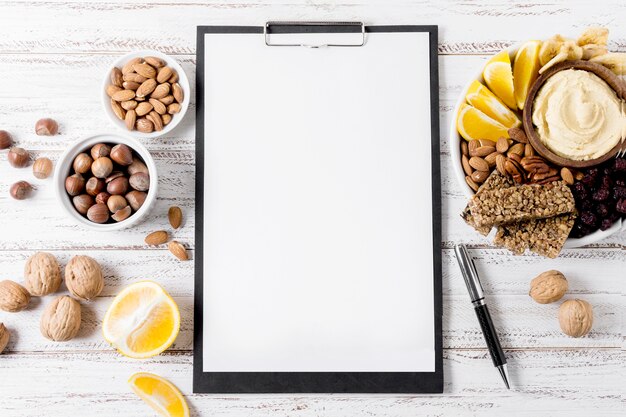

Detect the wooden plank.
xmin=0 ymin=1 xmax=623 ymax=55
xmin=0 ymin=349 xmax=623 ymax=416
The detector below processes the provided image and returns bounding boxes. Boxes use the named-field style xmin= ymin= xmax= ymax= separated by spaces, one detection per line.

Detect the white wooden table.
xmin=0 ymin=1 xmax=624 ymax=416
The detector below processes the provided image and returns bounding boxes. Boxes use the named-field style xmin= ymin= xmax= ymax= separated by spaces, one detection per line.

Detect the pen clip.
xmin=454 ymin=244 xmax=485 ymax=303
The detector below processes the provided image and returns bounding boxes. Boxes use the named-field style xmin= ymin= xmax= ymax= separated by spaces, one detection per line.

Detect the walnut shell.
xmin=40 ymin=296 xmax=82 ymax=341
xmin=529 ymin=270 xmax=568 ymax=304
xmin=24 ymin=252 xmax=62 ymax=296
xmin=0 ymin=280 xmax=31 ymax=312
xmin=0 ymin=323 xmax=9 ymax=354
xmin=65 ymin=256 xmax=104 ymax=300
xmin=559 ymin=299 xmax=593 ymax=338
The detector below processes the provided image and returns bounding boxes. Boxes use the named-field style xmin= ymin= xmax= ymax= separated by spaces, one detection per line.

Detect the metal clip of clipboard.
xmin=264 ymin=21 xmax=366 ymax=48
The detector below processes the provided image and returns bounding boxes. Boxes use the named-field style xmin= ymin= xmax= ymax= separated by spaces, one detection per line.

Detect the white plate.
xmin=102 ymin=50 xmax=190 ymax=139
xmin=448 ymin=45 xmax=624 ymax=248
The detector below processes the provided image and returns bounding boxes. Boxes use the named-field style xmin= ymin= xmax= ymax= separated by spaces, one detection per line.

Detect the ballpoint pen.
xmin=454 ymin=243 xmax=511 ymax=389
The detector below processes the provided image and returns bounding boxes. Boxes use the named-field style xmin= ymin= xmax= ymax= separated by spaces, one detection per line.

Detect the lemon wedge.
xmin=483 ymin=50 xmax=517 ymax=110
xmin=456 ymin=103 xmax=510 ymax=142
xmin=513 ymin=40 xmax=542 ymax=109
xmin=129 ymin=372 xmax=189 ymax=417
xmin=465 ymin=80 xmax=521 ymax=128
xmin=103 ymin=281 xmax=180 ymax=359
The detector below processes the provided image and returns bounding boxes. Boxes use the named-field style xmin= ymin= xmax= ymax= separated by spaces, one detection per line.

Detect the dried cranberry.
xmin=600 ymin=175 xmax=612 ymax=189
xmin=614 ymin=186 xmax=626 ymax=199
xmin=600 ymin=218 xmax=615 ymax=231
xmin=581 ymin=175 xmax=596 ymax=187
xmin=573 ymin=182 xmax=588 ymax=199
xmin=616 ymin=179 xmax=626 ymax=187
xmin=614 ymin=158 xmax=626 ymax=172
xmin=580 ymin=211 xmax=597 ymax=226
xmin=617 ymin=198 xmax=626 ymax=214
xmin=592 ymin=188 xmax=610 ymax=201
xmin=596 ymin=203 xmax=609 ymax=217
xmin=580 ymin=200 xmax=594 ymax=211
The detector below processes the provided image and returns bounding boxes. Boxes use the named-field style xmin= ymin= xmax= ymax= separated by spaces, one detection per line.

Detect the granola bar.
xmin=461 ymin=172 xmax=515 ymax=235
xmin=469 ymin=182 xmax=575 ymax=227
xmin=494 ymin=219 xmax=537 ymax=255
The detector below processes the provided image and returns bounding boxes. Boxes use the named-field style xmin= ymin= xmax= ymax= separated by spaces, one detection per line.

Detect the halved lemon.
xmin=513 ymin=40 xmax=542 ymax=109
xmin=483 ymin=50 xmax=517 ymax=110
xmin=465 ymin=80 xmax=521 ymax=128
xmin=456 ymin=103 xmax=510 ymax=142
xmin=129 ymin=372 xmax=189 ymax=417
xmin=103 ymin=281 xmax=180 ymax=359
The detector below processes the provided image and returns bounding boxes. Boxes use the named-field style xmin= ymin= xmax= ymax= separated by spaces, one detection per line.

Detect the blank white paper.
xmin=202 ymin=31 xmax=435 ymax=372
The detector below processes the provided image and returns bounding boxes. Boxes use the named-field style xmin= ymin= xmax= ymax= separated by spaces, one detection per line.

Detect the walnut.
xmin=0 ymin=323 xmax=9 ymax=354
xmin=0 ymin=280 xmax=31 ymax=312
xmin=529 ymin=270 xmax=568 ymax=304
xmin=65 ymin=255 xmax=104 ymax=301
xmin=24 ymin=252 xmax=62 ymax=296
xmin=559 ymin=299 xmax=593 ymax=338
xmin=40 ymin=296 xmax=82 ymax=341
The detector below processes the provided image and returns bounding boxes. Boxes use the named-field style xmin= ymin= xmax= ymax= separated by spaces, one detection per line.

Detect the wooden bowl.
xmin=522 ymin=60 xmax=626 ymax=169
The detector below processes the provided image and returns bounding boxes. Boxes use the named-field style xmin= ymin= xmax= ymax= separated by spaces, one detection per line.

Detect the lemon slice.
xmin=483 ymin=50 xmax=517 ymax=110
xmin=103 ymin=281 xmax=180 ymax=359
xmin=465 ymin=80 xmax=521 ymax=128
xmin=513 ymin=40 xmax=542 ymax=109
xmin=456 ymin=103 xmax=510 ymax=142
xmin=129 ymin=372 xmax=189 ymax=417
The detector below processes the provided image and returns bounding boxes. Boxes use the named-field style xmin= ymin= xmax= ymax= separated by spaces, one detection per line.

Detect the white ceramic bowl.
xmin=449 ymin=45 xmax=624 ymax=248
xmin=54 ymin=133 xmax=158 ymax=231
xmin=102 ymin=50 xmax=190 ymax=139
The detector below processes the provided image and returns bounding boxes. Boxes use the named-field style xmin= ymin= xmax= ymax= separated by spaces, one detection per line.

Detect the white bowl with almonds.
xmin=102 ymin=50 xmax=190 ymax=138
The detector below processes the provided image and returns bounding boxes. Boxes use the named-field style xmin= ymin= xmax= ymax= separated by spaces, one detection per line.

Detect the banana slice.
xmin=539 ymin=41 xmax=583 ymax=74
xmin=577 ymin=27 xmax=609 ymax=46
xmin=581 ymin=44 xmax=608 ymax=60
xmin=590 ymin=53 xmax=626 ymax=75
xmin=539 ymin=35 xmax=566 ymax=66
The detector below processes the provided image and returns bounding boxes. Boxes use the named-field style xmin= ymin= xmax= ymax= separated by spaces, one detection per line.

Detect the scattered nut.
xmin=65 ymin=255 xmax=104 ymax=301
xmin=10 ymin=181 xmax=33 ymax=200
xmin=145 ymin=230 xmax=169 ymax=246
xmin=40 ymin=296 xmax=81 ymax=342
xmin=8 ymin=147 xmax=30 ymax=168
xmin=33 ymin=157 xmax=53 ymax=179
xmin=168 ymin=241 xmax=189 ymax=261
xmin=0 ymin=130 xmax=13 ymax=149
xmin=35 ymin=118 xmax=58 ymax=136
xmin=24 ymin=252 xmax=62 ymax=296
xmin=529 ymin=270 xmax=568 ymax=304
xmin=168 ymin=206 xmax=182 ymax=229
xmin=0 ymin=280 xmax=31 ymax=312
xmin=559 ymin=299 xmax=593 ymax=338
xmin=0 ymin=323 xmax=9 ymax=354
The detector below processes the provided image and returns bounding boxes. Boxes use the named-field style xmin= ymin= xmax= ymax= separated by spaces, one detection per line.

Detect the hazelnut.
xmin=110 ymin=144 xmax=133 ymax=166
xmin=92 ymin=157 xmax=113 ymax=178
xmin=10 ymin=181 xmax=33 ymax=200
xmin=24 ymin=252 xmax=62 ymax=296
xmin=105 ymin=171 xmax=124 ymax=183
xmin=87 ymin=203 xmax=109 ymax=223
xmin=85 ymin=177 xmax=105 ymax=196
xmin=95 ymin=192 xmax=111 ymax=205
xmin=129 ymin=172 xmax=150 ymax=191
xmin=112 ymin=205 xmax=132 ymax=222
xmin=107 ymin=195 xmax=128 ymax=213
xmin=72 ymin=153 xmax=93 ymax=174
xmin=107 ymin=176 xmax=129 ymax=195
xmin=33 ymin=157 xmax=53 ymax=179
xmin=35 ymin=118 xmax=59 ymax=136
xmin=40 ymin=296 xmax=81 ymax=341
xmin=127 ymin=160 xmax=148 ymax=175
xmin=65 ymin=255 xmax=104 ymax=301
xmin=73 ymin=194 xmax=94 ymax=215
xmin=559 ymin=299 xmax=593 ymax=338
xmin=0 ymin=280 xmax=31 ymax=312
xmin=0 ymin=323 xmax=9 ymax=354
xmin=529 ymin=270 xmax=568 ymax=304
xmin=8 ymin=147 xmax=30 ymax=168
xmin=126 ymin=190 xmax=147 ymax=211
xmin=0 ymin=130 xmax=13 ymax=149
xmin=65 ymin=173 xmax=85 ymax=196
xmin=90 ymin=143 xmax=111 ymax=160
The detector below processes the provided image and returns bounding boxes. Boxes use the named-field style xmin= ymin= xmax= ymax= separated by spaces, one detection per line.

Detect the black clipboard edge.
xmin=194 ymin=25 xmax=442 ymax=394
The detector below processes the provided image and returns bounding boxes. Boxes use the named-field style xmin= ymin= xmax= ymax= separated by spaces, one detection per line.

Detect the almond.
xmin=561 ymin=167 xmax=574 ymax=185
xmin=106 ymin=84 xmax=122 ymax=98
xmin=145 ymin=230 xmax=169 ymax=246
xmin=110 ymin=99 xmax=126 ymax=120
xmin=147 ymin=111 xmax=163 ymax=131
xmin=149 ymin=98 xmax=167 ymax=115
xmin=484 ymin=152 xmax=499 ymax=168
xmin=122 ymin=57 xmax=142 ymax=75
xmin=125 ymin=110 xmax=136 ymax=131
xmin=168 ymin=71 xmax=179 ymax=84
xmin=465 ymin=175 xmax=479 ymax=192
xmin=172 ymin=83 xmax=184 ymax=103
xmin=524 ymin=143 xmax=535 ymax=157
xmin=508 ymin=127 xmax=528 ymax=143
xmin=135 ymin=118 xmax=154 ymax=133
xmin=507 ymin=143 xmax=525 ymax=157
xmin=473 ymin=145 xmax=496 ymax=157
xmin=496 ymin=137 xmax=509 ymax=153
xmin=461 ymin=154 xmax=473 ymax=176
xmin=145 ymin=56 xmax=165 ymax=68
xmin=168 ymin=241 xmax=188 ymax=261
xmin=460 ymin=141 xmax=469 ymax=157
xmin=168 ymin=206 xmax=182 ymax=229
xmin=468 ymin=139 xmax=480 ymax=155
xmin=162 ymin=114 xmax=172 ymax=125
xmin=122 ymin=81 xmax=140 ymax=91
xmin=136 ymin=102 xmax=153 ymax=117
xmin=495 ymin=154 xmax=507 ymax=176
xmin=478 ymin=139 xmax=496 ymax=147
xmin=159 ymin=95 xmax=175 ymax=105
xmin=121 ymin=100 xmax=138 ymax=110
xmin=136 ymin=78 xmax=157 ymax=98
xmin=151 ymin=83 xmax=170 ymax=99
xmin=471 ymin=170 xmax=489 ymax=183
xmin=167 ymin=103 xmax=181 ymax=114
xmin=112 ymin=89 xmax=135 ymax=102
xmin=157 ymin=66 xmax=174 ymax=83
xmin=110 ymin=67 xmax=123 ymax=87
xmin=469 ymin=156 xmax=489 ymax=172
xmin=123 ymin=72 xmax=147 ymax=83
xmin=133 ymin=63 xmax=157 ymax=79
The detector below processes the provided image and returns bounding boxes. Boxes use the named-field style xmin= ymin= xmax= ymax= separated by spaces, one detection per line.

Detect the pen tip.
xmin=498 ymin=365 xmax=511 ymax=390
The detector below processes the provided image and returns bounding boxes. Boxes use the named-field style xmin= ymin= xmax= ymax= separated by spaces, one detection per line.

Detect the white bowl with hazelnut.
xmin=54 ymin=133 xmax=158 ymax=231
xmin=102 ymin=50 xmax=190 ymax=138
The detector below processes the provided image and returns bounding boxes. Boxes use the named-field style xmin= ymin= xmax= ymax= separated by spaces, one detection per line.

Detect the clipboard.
xmin=194 ymin=22 xmax=442 ymax=393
